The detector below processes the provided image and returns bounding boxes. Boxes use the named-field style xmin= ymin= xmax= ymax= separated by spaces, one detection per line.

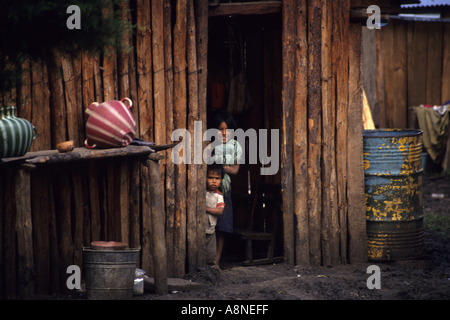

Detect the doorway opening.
xmin=206 ymin=13 xmax=283 ymax=264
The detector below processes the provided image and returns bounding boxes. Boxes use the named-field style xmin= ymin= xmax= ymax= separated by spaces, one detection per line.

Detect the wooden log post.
xmin=147 ymin=153 xmax=168 ymax=294
xmin=163 ymin=0 xmax=175 ymax=277
xmin=15 ymin=169 xmax=35 ymax=299
xmin=186 ymin=0 xmax=199 ymax=273
xmin=129 ymin=158 xmax=141 ymax=249
xmin=30 ymin=168 xmax=50 ymax=295
xmin=102 ymin=1 xmax=117 ymax=102
xmin=173 ymin=0 xmax=188 ymax=277
xmin=383 ymin=22 xmax=395 ymax=127
xmin=0 ymin=170 xmax=4 ymax=299
xmin=393 ymin=19 xmax=407 ymax=128
xmin=152 ymin=0 xmax=166 ymax=147
xmin=137 ymin=0 xmax=154 ymax=273
xmin=71 ymin=163 xmax=85 ymax=269
xmin=281 ymin=0 xmax=296 ymax=268
xmin=47 ymin=172 xmax=61 ymax=294
xmin=116 ymin=0 xmax=132 ymax=252
xmin=72 ymin=53 xmax=84 ymax=147
xmin=407 ymin=21 xmax=427 ymax=111
xmin=118 ymin=0 xmax=130 ymax=100
xmin=195 ymin=0 xmax=208 ymax=268
xmin=347 ymin=22 xmax=367 ymax=264
xmin=4 ymin=171 xmax=18 ymax=298
xmin=119 ymin=158 xmax=130 ymax=244
xmin=335 ymin=0 xmax=349 ymax=264
xmin=321 ymin=0 xmax=339 ymax=267
xmin=329 ymin=0 xmax=341 ymax=266
xmin=307 ymin=0 xmax=322 ymax=266
xmin=152 ymin=0 xmax=167 ymax=215
xmin=425 ymin=21 xmax=443 ymax=105
xmin=61 ymin=54 xmax=80 ymax=147
xmin=53 ymin=164 xmax=74 ymax=292
xmin=17 ymin=61 xmax=32 ymax=122
xmin=375 ymin=28 xmax=386 ymax=129
xmin=293 ymin=0 xmax=309 ymax=266
xmin=31 ymin=61 xmax=51 ymax=152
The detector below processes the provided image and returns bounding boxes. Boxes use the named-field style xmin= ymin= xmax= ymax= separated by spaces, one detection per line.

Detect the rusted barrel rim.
xmin=363 ymin=129 xmax=423 ymax=138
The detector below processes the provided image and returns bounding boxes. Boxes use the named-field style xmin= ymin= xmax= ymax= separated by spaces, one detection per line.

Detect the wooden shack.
xmin=363 ymin=2 xmax=450 ymax=168
xmin=363 ymin=2 xmax=450 ymax=129
xmin=0 ymin=0 xmax=401 ymax=299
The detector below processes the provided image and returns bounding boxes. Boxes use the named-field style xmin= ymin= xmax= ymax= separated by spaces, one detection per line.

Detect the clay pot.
xmin=84 ymin=98 xmax=136 ymax=149
xmin=0 ymin=106 xmax=38 ymax=158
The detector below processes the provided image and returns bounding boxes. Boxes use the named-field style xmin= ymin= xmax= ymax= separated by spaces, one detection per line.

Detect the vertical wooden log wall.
xmin=286 ymin=0 xmax=367 ymax=267
xmin=0 ymin=0 xmax=209 ymax=298
xmin=372 ymin=10 xmax=450 ymax=130
xmin=1 ymin=0 xmax=372 ymax=297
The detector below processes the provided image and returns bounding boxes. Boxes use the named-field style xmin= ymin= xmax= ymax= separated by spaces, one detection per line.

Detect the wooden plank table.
xmin=1 ymin=144 xmax=172 ymax=297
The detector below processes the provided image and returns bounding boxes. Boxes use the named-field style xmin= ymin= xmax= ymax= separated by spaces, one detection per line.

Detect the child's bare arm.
xmin=206 ymin=206 xmax=224 ymax=216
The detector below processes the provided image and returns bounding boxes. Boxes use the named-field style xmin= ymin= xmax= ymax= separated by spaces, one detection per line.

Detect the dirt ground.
xmin=135 ymin=172 xmax=450 ymax=301
xmin=42 ymin=172 xmax=450 ymax=301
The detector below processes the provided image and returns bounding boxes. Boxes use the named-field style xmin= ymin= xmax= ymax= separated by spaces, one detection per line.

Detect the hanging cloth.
xmin=226 ymin=21 xmax=253 ymax=115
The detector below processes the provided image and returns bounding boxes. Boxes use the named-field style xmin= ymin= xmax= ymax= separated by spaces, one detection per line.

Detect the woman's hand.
xmin=223 ymin=164 xmax=240 ymax=176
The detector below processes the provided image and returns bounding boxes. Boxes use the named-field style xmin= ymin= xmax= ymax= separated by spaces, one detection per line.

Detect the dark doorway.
xmin=206 ymin=13 xmax=283 ymax=263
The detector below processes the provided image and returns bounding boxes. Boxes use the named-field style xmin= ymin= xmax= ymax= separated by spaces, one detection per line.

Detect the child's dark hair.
xmin=207 ymin=163 xmax=224 ymax=179
xmin=212 ymin=112 xmax=237 ymax=131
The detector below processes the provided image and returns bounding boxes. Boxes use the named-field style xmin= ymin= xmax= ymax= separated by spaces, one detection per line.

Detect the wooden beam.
xmin=209 ymin=1 xmax=281 ymax=17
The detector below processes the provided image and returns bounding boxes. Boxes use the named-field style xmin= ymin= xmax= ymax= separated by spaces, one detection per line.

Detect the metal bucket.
xmin=363 ymin=129 xmax=424 ymax=261
xmin=83 ymin=246 xmax=140 ymax=300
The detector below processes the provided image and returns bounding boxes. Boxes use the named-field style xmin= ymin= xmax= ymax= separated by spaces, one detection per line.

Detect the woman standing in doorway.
xmin=210 ymin=112 xmax=242 ymax=269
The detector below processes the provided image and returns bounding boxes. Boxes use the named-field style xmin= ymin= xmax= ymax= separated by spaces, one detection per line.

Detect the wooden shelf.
xmin=0 ymin=142 xmax=180 ymax=167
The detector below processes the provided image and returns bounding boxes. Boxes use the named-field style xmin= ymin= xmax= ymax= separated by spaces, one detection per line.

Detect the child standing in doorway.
xmin=205 ymin=163 xmax=225 ymax=268
xmin=209 ymin=112 xmax=242 ymax=268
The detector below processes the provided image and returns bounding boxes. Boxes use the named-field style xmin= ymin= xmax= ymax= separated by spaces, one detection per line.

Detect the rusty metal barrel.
xmin=363 ymin=129 xmax=424 ymax=261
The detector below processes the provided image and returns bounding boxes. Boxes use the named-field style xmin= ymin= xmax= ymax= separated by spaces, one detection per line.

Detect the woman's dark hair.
xmin=207 ymin=163 xmax=225 ymax=179
xmin=212 ymin=112 xmax=237 ymax=131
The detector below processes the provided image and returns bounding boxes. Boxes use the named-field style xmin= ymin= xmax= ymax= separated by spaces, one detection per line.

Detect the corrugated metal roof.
xmin=402 ymin=0 xmax=450 ymax=8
